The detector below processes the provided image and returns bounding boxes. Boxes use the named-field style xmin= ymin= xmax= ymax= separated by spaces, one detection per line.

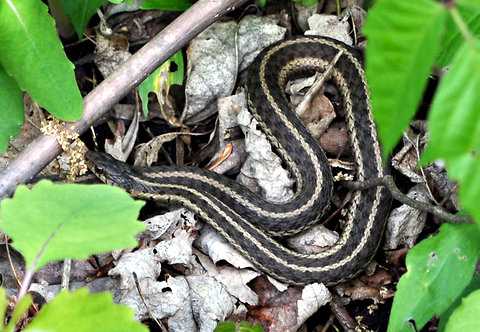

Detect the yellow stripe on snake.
xmin=87 ymin=36 xmax=391 ymax=285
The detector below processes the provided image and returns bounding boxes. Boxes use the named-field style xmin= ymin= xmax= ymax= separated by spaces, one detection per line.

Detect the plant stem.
xmin=342 ymin=175 xmax=472 ymax=224
xmin=449 ymin=6 xmax=476 ymax=47
xmin=17 ymin=268 xmax=35 ymax=302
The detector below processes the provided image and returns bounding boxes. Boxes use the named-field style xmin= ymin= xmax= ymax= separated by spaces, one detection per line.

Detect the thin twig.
xmin=4 ymin=235 xmax=21 ymax=289
xmin=295 ymin=50 xmax=344 ymax=115
xmin=0 ymin=0 xmax=249 ymax=199
xmin=329 ymin=296 xmax=357 ymax=332
xmin=342 ymin=175 xmax=472 ymax=224
xmin=402 ymin=133 xmax=439 ymax=205
xmin=133 ymin=273 xmax=168 ymax=332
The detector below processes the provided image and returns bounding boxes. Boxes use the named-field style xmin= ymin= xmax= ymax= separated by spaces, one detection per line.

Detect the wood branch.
xmin=0 ymin=0 xmax=249 ymax=199
xmin=342 ymin=175 xmax=472 ymax=224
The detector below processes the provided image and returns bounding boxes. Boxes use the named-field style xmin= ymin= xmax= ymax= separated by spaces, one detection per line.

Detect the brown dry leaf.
xmin=94 ymin=32 xmax=131 ymax=78
xmin=248 ymin=278 xmax=330 ymax=332
xmin=384 ymin=184 xmax=430 ymax=250
xmin=133 ymin=132 xmax=179 ymax=168
xmin=298 ymin=94 xmax=336 ymax=139
xmin=305 ymin=14 xmax=352 ymax=45
xmin=391 ymin=132 xmax=426 ymax=183
xmin=320 ymin=122 xmax=350 ymax=156
xmin=335 ymin=273 xmax=393 ymax=303
xmin=104 ymin=109 xmax=139 ymax=161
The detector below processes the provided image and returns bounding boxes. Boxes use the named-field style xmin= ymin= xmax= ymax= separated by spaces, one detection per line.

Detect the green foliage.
xmin=108 ymin=0 xmax=193 ymax=11
xmin=444 ymin=289 xmax=480 ymax=332
xmin=0 ymin=180 xmax=144 ymax=270
xmin=366 ymin=1 xmax=480 ymax=326
xmin=422 ymin=41 xmax=480 ymax=223
xmin=257 ymin=0 xmax=268 ymax=8
xmin=423 ymin=43 xmax=480 ymax=161
xmin=140 ymin=0 xmax=193 ymax=11
xmin=436 ymin=2 xmax=480 ymax=66
xmin=215 ymin=321 xmax=264 ymax=332
xmin=447 ymin=155 xmax=480 ymax=222
xmin=0 ymin=66 xmax=23 ymax=153
xmin=363 ymin=0 xmax=446 ymax=157
xmin=292 ymin=0 xmax=318 ymax=7
xmin=138 ymin=51 xmax=184 ymax=117
xmin=23 ymin=289 xmax=148 ymax=332
xmin=423 ymin=41 xmax=480 ymax=159
xmin=387 ymin=224 xmax=480 ymax=332
xmin=59 ymin=0 xmax=108 ymax=38
xmin=439 ymin=274 xmax=480 ymax=331
xmin=0 ymin=0 xmax=83 ymax=121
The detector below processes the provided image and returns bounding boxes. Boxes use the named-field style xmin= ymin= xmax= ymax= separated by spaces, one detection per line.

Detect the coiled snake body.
xmin=87 ymin=36 xmax=391 ymax=285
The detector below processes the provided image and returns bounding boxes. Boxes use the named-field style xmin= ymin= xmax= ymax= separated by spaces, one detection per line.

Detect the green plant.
xmin=1 ymin=0 xmax=480 ymax=330
xmin=0 ymin=0 xmax=187 ymax=154
xmin=215 ymin=321 xmax=264 ymax=332
xmin=364 ymin=0 xmax=480 ymax=331
xmin=0 ymin=180 xmax=146 ymax=330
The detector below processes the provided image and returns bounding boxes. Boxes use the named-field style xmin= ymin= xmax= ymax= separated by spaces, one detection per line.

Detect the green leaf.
xmin=0 ymin=180 xmax=144 ymax=270
xmin=215 ymin=321 xmax=264 ymax=332
xmin=59 ymin=0 xmax=108 ymax=38
xmin=140 ymin=0 xmax=193 ymax=11
xmin=257 ymin=0 xmax=267 ymax=8
xmin=292 ymin=0 xmax=318 ymax=7
xmin=423 ymin=42 xmax=480 ymax=161
xmin=445 ymin=289 xmax=480 ymax=332
xmin=363 ymin=0 xmax=447 ymax=157
xmin=138 ymin=51 xmax=184 ymax=117
xmin=0 ymin=66 xmax=24 ymax=153
xmin=446 ymin=154 xmax=480 ymax=223
xmin=5 ymin=294 xmax=33 ymax=332
xmin=436 ymin=2 xmax=480 ymax=67
xmin=0 ymin=0 xmax=83 ymax=121
xmin=23 ymin=289 xmax=148 ymax=332
xmin=0 ymin=288 xmax=7 ymax=330
xmin=438 ymin=273 xmax=480 ymax=331
xmin=388 ymin=223 xmax=480 ymax=332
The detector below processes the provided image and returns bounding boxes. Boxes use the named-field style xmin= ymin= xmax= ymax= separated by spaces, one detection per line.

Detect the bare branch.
xmin=342 ymin=175 xmax=472 ymax=224
xmin=0 ymin=0 xmax=248 ymax=199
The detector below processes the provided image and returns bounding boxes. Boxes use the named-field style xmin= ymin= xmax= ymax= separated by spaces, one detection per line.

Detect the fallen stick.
xmin=0 ymin=0 xmax=248 ymax=198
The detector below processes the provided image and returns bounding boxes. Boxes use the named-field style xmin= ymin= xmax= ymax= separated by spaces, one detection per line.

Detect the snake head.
xmin=85 ymin=151 xmax=138 ymax=189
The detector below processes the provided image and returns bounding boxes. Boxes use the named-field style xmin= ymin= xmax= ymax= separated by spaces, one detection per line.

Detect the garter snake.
xmin=87 ymin=36 xmax=390 ymax=285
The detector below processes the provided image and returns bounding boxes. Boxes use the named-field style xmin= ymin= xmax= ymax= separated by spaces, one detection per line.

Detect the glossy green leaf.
xmin=23 ymin=289 xmax=148 ymax=332
xmin=363 ymin=0 xmax=446 ymax=157
xmin=0 ymin=288 xmax=7 ymax=330
xmin=0 ymin=0 xmax=83 ymax=121
xmin=138 ymin=51 xmax=184 ymax=117
xmin=423 ymin=43 xmax=480 ymax=161
xmin=140 ymin=0 xmax=192 ymax=11
xmin=0 ymin=180 xmax=144 ymax=270
xmin=447 ymin=154 xmax=480 ymax=223
xmin=59 ymin=0 xmax=108 ymax=37
xmin=436 ymin=3 xmax=480 ymax=67
xmin=0 ymin=66 xmax=24 ymax=153
xmin=257 ymin=0 xmax=267 ymax=8
xmin=292 ymin=0 xmax=318 ymax=7
xmin=445 ymin=289 xmax=480 ymax=332
xmin=439 ymin=273 xmax=480 ymax=331
xmin=215 ymin=321 xmax=264 ymax=332
xmin=388 ymin=224 xmax=480 ymax=332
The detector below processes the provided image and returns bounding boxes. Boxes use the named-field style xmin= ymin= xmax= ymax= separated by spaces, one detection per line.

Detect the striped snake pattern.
xmin=87 ymin=36 xmax=391 ymax=285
